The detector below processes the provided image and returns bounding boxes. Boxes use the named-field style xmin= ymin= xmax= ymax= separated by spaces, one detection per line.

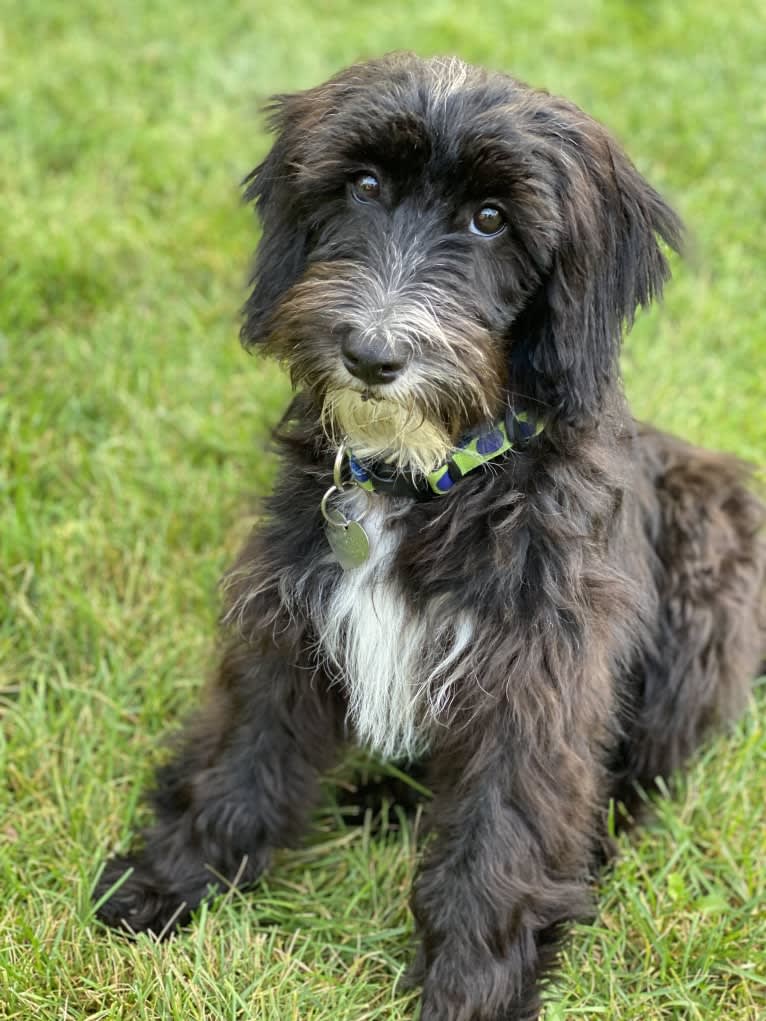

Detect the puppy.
xmin=95 ymin=53 xmax=765 ymax=1021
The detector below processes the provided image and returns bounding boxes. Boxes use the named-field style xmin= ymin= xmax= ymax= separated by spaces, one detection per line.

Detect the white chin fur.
xmin=322 ymin=388 xmax=453 ymax=475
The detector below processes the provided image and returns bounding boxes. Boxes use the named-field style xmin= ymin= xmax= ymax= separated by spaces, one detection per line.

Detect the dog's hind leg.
xmin=613 ymin=438 xmax=765 ymax=816
xmin=94 ymin=638 xmax=345 ymax=936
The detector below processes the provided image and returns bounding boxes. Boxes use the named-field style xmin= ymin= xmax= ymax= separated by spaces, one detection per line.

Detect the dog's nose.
xmin=341 ymin=336 xmax=406 ymax=386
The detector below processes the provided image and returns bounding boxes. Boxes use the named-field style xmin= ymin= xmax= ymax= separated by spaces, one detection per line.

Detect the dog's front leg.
xmin=95 ymin=636 xmax=345 ymax=936
xmin=413 ymin=716 xmax=601 ymax=1021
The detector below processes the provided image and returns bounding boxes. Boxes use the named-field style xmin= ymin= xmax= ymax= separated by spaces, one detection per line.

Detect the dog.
xmin=95 ymin=53 xmax=765 ymax=1020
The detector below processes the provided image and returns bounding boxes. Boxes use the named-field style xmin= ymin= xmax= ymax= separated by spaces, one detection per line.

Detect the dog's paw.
xmin=418 ymin=951 xmax=542 ymax=1021
xmin=93 ymin=855 xmax=194 ymax=938
xmin=420 ymin=995 xmax=540 ymax=1021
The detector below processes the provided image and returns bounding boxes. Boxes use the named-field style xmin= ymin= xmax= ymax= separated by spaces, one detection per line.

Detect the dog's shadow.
xmin=328 ymin=755 xmax=432 ymax=833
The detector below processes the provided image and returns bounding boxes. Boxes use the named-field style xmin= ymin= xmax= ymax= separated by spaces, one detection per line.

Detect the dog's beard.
xmin=321 ymin=387 xmax=454 ymax=475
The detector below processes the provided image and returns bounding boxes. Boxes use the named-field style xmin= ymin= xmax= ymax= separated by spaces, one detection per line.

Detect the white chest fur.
xmin=312 ymin=498 xmax=475 ymax=760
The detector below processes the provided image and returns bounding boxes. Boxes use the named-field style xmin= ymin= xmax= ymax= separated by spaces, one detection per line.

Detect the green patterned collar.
xmin=347 ymin=408 xmax=544 ymax=500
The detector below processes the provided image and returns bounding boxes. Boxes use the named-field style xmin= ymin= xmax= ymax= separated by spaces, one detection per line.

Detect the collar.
xmin=346 ymin=407 xmax=544 ymax=500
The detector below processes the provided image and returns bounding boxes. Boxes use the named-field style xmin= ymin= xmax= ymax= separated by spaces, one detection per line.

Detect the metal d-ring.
xmin=332 ymin=441 xmax=348 ymax=490
xmin=320 ymin=484 xmax=346 ymax=526
xmin=321 ymin=441 xmax=371 ymax=525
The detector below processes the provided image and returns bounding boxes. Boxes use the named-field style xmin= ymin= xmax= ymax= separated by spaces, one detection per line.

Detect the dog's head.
xmin=242 ymin=53 xmax=682 ymax=472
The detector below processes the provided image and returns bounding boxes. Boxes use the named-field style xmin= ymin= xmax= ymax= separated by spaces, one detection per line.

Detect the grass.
xmin=1 ymin=0 xmax=764 ymax=1018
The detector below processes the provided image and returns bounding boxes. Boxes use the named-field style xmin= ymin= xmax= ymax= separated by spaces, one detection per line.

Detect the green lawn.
xmin=1 ymin=1 xmax=764 ymax=1018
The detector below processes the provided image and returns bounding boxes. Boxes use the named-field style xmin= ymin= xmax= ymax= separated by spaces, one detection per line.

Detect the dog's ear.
xmin=240 ymin=96 xmax=310 ymax=348
xmin=513 ymin=115 xmax=684 ymax=425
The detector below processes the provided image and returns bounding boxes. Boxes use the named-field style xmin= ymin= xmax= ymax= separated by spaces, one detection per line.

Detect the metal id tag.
xmin=324 ymin=515 xmax=370 ymax=570
xmin=320 ymin=442 xmax=372 ymax=570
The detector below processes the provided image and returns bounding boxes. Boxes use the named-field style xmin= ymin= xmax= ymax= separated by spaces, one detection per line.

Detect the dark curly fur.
xmin=95 ymin=54 xmax=765 ymax=1020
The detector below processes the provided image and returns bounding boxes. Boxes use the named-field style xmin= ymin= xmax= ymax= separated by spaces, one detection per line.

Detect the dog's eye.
xmin=470 ymin=206 xmax=506 ymax=237
xmin=350 ymin=172 xmax=381 ymax=203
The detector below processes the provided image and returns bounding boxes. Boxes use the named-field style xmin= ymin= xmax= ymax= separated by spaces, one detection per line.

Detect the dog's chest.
xmin=313 ymin=500 xmax=475 ymax=760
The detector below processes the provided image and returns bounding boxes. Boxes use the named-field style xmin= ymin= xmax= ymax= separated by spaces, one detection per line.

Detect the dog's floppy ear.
xmin=513 ymin=114 xmax=684 ymax=425
xmin=240 ymin=96 xmax=310 ymax=348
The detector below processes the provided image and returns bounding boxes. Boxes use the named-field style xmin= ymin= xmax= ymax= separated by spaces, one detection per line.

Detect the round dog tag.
xmin=320 ymin=447 xmax=372 ymax=570
xmin=325 ymin=518 xmax=370 ymax=570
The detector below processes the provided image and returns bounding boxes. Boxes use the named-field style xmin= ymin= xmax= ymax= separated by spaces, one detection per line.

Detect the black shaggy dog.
xmin=95 ymin=54 xmax=765 ymax=1020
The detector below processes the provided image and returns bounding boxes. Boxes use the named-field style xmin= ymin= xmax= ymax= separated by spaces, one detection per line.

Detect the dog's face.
xmin=243 ymin=54 xmax=682 ymax=472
